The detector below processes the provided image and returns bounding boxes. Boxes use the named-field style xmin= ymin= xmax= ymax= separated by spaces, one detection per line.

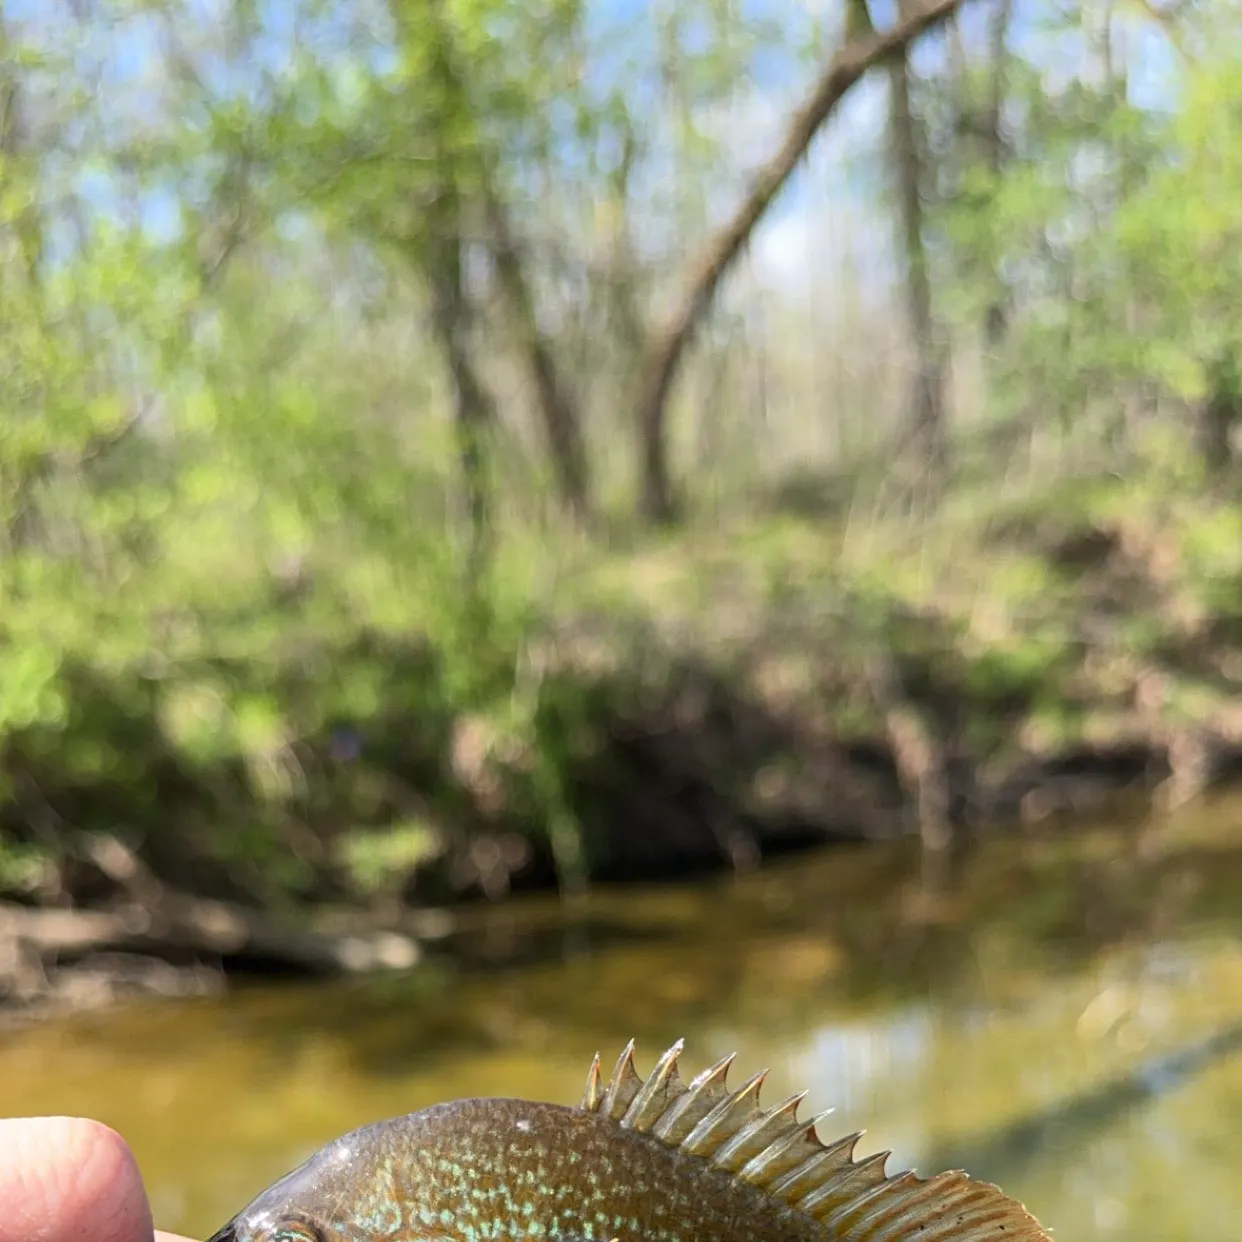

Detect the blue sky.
xmin=6 ymin=0 xmax=1185 ymax=289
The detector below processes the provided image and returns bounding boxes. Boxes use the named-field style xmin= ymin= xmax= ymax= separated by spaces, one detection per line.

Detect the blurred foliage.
xmin=1 ymin=0 xmax=1242 ymax=906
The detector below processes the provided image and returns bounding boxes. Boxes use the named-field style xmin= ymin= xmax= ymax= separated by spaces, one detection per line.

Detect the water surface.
xmin=5 ymin=795 xmax=1242 ymax=1240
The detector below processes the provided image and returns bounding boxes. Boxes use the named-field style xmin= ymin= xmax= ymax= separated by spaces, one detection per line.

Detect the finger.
xmin=156 ymin=1234 xmax=198 ymax=1242
xmin=0 ymin=1116 xmax=158 ymax=1242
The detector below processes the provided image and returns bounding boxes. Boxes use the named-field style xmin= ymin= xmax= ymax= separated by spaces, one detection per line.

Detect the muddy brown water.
xmin=4 ymin=794 xmax=1242 ymax=1241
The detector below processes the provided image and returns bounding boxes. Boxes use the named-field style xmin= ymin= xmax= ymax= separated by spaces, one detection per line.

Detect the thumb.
xmin=0 ymin=1116 xmax=195 ymax=1242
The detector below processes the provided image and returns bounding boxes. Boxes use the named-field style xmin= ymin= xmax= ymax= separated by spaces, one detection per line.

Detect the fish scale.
xmin=206 ymin=1040 xmax=1053 ymax=1242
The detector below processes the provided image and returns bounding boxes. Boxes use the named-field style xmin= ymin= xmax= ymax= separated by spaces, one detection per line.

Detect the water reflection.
xmin=4 ymin=794 xmax=1242 ymax=1240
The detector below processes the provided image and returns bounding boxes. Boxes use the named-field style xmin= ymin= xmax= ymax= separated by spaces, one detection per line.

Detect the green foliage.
xmin=5 ymin=0 xmax=1242 ymax=914
xmin=337 ymin=820 xmax=445 ymax=898
xmin=0 ymin=840 xmax=52 ymax=895
xmin=1112 ymin=55 xmax=1242 ymax=405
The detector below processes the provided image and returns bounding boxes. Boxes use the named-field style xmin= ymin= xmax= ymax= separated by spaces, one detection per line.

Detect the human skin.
xmin=0 ymin=1116 xmax=195 ymax=1242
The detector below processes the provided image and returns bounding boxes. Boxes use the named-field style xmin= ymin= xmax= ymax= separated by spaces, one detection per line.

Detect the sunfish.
xmin=206 ymin=1039 xmax=1052 ymax=1242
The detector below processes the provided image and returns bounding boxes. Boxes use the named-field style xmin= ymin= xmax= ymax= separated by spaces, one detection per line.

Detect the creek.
xmin=5 ymin=794 xmax=1242 ymax=1240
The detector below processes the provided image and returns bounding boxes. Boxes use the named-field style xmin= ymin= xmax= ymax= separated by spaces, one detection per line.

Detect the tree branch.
xmin=482 ymin=182 xmax=593 ymax=524
xmin=635 ymin=0 xmax=965 ymax=523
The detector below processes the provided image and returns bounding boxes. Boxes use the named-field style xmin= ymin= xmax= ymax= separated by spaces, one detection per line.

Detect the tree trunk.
xmin=424 ymin=197 xmax=497 ymax=584
xmin=983 ymin=0 xmax=1013 ymax=346
xmin=417 ymin=16 xmax=500 ymax=578
xmin=1200 ymin=351 xmax=1240 ymax=478
xmin=634 ymin=0 xmax=964 ymax=526
xmin=418 ymin=0 xmax=593 ymax=529
xmin=889 ymin=10 xmax=947 ymax=498
xmin=482 ymin=185 xmax=593 ymax=525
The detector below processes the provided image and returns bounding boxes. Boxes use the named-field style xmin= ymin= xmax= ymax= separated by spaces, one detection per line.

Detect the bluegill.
xmin=207 ymin=1039 xmax=1052 ymax=1242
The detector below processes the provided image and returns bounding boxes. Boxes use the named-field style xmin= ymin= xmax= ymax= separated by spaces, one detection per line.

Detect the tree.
xmin=634 ymin=0 xmax=965 ymax=523
xmin=1116 ymin=49 xmax=1242 ymax=477
xmin=887 ymin=0 xmax=948 ymax=498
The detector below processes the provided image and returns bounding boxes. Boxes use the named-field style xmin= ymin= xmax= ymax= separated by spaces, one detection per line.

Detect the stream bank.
xmin=5 ymin=478 xmax=1242 ymax=1024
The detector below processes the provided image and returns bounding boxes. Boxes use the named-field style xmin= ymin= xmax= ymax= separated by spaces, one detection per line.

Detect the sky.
xmin=5 ymin=0 xmax=1186 ymax=295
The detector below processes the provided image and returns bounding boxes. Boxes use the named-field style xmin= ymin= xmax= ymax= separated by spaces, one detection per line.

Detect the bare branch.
xmin=635 ymin=0 xmax=965 ymax=523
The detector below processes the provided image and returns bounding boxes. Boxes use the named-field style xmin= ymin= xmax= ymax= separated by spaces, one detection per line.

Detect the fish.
xmin=206 ymin=1039 xmax=1053 ymax=1242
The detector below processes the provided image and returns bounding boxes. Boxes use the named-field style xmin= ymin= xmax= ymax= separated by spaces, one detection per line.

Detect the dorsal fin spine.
xmin=579 ymin=1041 xmax=1055 ymax=1242
xmin=770 ymin=1132 xmax=863 ymax=1202
xmin=682 ymin=1068 xmax=767 ymax=1157
xmin=649 ymin=1052 xmax=732 ymax=1143
xmin=712 ymin=1090 xmax=808 ymax=1171
xmin=621 ymin=1038 xmax=686 ymax=1132
xmin=601 ymin=1039 xmax=641 ymax=1120
xmin=737 ymin=1107 xmax=834 ymax=1188
xmin=822 ymin=1167 xmax=920 ymax=1232
xmin=581 ymin=1052 xmax=603 ymax=1111
xmin=802 ymin=1148 xmax=892 ymax=1217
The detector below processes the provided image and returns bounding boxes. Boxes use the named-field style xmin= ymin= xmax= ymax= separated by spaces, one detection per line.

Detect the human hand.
xmin=0 ymin=1116 xmax=196 ymax=1242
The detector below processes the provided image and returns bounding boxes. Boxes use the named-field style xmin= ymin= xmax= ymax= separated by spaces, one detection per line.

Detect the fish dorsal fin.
xmin=579 ymin=1040 xmax=1054 ymax=1242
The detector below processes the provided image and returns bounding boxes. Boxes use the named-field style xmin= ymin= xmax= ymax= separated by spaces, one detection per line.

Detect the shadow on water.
xmin=929 ymin=1022 xmax=1242 ymax=1186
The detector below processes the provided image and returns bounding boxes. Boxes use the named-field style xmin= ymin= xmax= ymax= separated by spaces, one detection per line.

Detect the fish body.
xmin=208 ymin=1040 xmax=1052 ymax=1242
